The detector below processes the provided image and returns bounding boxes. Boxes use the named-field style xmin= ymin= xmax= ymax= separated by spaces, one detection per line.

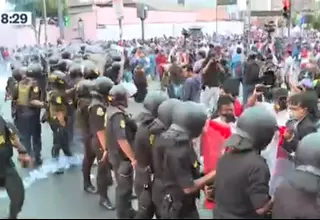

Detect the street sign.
xmin=217 ymin=0 xmax=237 ymax=6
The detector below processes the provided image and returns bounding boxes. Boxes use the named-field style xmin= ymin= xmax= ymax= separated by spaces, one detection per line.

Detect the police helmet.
xmin=10 ymin=61 xmax=22 ymax=71
xmin=69 ymin=63 xmax=83 ymax=79
xmin=48 ymin=70 xmax=67 ymax=86
xmin=26 ymin=63 xmax=43 ymax=78
xmin=11 ymin=69 xmax=23 ymax=82
xmin=48 ymin=56 xmax=60 ymax=66
xmin=143 ymin=91 xmax=168 ymax=118
xmin=76 ymin=79 xmax=94 ymax=98
xmin=225 ymin=105 xmax=277 ymax=151
xmin=56 ymin=59 xmax=71 ymax=72
xmin=172 ymin=101 xmax=207 ymax=138
xmin=295 ymin=132 xmax=320 ymax=176
xmin=61 ymin=51 xmax=71 ymax=59
xmin=157 ymin=99 xmax=182 ymax=129
xmin=108 ymin=84 xmax=129 ymax=107
xmin=92 ymin=76 xmax=114 ymax=96
xmin=112 ymin=55 xmax=122 ymax=62
xmin=83 ymin=63 xmax=100 ymax=80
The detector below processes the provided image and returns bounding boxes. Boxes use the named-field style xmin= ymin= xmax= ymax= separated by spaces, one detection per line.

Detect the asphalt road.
xmin=0 ymin=74 xmax=212 ymax=219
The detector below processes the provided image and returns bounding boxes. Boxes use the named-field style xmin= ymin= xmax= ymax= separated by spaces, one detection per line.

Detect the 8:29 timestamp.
xmin=0 ymin=12 xmax=32 ymax=26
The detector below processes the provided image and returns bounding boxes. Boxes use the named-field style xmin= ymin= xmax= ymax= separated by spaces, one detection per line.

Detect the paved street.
xmin=0 ymin=72 xmax=212 ymax=219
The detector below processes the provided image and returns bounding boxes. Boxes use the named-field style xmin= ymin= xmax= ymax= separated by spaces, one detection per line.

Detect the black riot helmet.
xmin=48 ymin=70 xmax=67 ymax=88
xmin=295 ymin=132 xmax=320 ymax=176
xmin=12 ymin=68 xmax=23 ymax=82
xmin=171 ymin=101 xmax=207 ymax=138
xmin=48 ymin=56 xmax=60 ymax=71
xmin=69 ymin=62 xmax=83 ymax=79
xmin=83 ymin=63 xmax=100 ymax=80
xmin=92 ymin=76 xmax=114 ymax=96
xmin=75 ymin=79 xmax=94 ymax=99
xmin=61 ymin=51 xmax=71 ymax=59
xmin=26 ymin=63 xmax=43 ymax=78
xmin=143 ymin=91 xmax=168 ymax=118
xmin=56 ymin=59 xmax=72 ymax=72
xmin=157 ymin=99 xmax=182 ymax=129
xmin=112 ymin=55 xmax=122 ymax=62
xmin=108 ymin=84 xmax=129 ymax=108
xmin=225 ymin=105 xmax=277 ymax=151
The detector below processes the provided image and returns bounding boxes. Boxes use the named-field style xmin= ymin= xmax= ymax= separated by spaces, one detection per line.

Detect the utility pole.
xmin=42 ymin=0 xmax=48 ymax=46
xmin=57 ymin=0 xmax=64 ymax=39
xmin=246 ymin=0 xmax=251 ymax=51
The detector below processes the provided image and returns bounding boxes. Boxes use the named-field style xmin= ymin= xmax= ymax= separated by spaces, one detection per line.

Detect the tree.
xmin=7 ymin=0 xmax=68 ymax=43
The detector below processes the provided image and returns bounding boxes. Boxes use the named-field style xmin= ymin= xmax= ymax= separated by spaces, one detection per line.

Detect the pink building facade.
xmin=0 ymin=7 xmax=229 ymax=47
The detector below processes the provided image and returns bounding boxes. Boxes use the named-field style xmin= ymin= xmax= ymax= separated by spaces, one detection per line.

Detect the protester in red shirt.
xmin=220 ymin=78 xmax=243 ymax=117
xmin=155 ymin=49 xmax=167 ymax=79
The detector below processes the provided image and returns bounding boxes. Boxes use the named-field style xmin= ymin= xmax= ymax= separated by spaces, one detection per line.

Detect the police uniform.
xmin=133 ymin=91 xmax=168 ymax=219
xmin=45 ymin=71 xmax=72 ymax=165
xmin=13 ymin=65 xmax=43 ymax=165
xmin=106 ymin=84 xmax=137 ymax=219
xmin=156 ymin=102 xmax=206 ymax=219
xmin=213 ymin=105 xmax=277 ymax=219
xmin=88 ymin=76 xmax=114 ymax=209
xmin=75 ymin=80 xmax=96 ymax=193
xmin=0 ymin=116 xmax=28 ymax=219
xmin=272 ymin=132 xmax=320 ymax=219
xmin=151 ymin=99 xmax=182 ymax=215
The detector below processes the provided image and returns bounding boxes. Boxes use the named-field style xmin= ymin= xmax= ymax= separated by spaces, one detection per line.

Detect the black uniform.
xmin=0 ymin=116 xmax=26 ymax=219
xmin=151 ymin=99 xmax=183 ymax=215
xmin=45 ymin=71 xmax=72 ymax=171
xmin=76 ymin=80 xmax=96 ymax=193
xmin=213 ymin=105 xmax=277 ymax=219
xmin=88 ymin=76 xmax=115 ymax=209
xmin=106 ymin=84 xmax=137 ymax=219
xmin=272 ymin=132 xmax=320 ymax=219
xmin=13 ymin=64 xmax=43 ymax=165
xmin=133 ymin=91 xmax=168 ymax=219
xmin=155 ymin=101 xmax=207 ymax=219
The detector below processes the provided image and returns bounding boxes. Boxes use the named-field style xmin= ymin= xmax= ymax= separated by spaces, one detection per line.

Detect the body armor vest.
xmin=16 ymin=81 xmax=31 ymax=106
xmin=47 ymin=90 xmax=67 ymax=119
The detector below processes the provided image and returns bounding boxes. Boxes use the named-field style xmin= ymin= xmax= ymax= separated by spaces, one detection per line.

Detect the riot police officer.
xmin=75 ymin=79 xmax=96 ymax=193
xmin=272 ymin=132 xmax=320 ymax=219
xmin=157 ymin=101 xmax=216 ymax=219
xmin=13 ymin=64 xmax=44 ymax=166
xmin=44 ymin=70 xmax=71 ymax=173
xmin=151 ymin=98 xmax=182 ymax=215
xmin=134 ymin=91 xmax=168 ymax=219
xmin=84 ymin=62 xmax=100 ymax=80
xmin=0 ymin=115 xmax=32 ymax=219
xmin=213 ymin=105 xmax=276 ymax=219
xmin=88 ymin=76 xmax=115 ymax=209
xmin=106 ymin=84 xmax=137 ymax=219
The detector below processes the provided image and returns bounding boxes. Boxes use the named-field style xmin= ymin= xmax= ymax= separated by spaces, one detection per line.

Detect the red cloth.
xmin=234 ymin=98 xmax=243 ymax=117
xmin=3 ymin=50 xmax=9 ymax=58
xmin=202 ymin=120 xmax=232 ymax=209
xmin=276 ymin=126 xmax=288 ymax=159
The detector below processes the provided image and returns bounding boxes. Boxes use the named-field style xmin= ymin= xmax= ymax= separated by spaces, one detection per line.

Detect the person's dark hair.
xmin=217 ymin=95 xmax=234 ymax=111
xmin=184 ymin=64 xmax=193 ymax=72
xmin=236 ymin=47 xmax=242 ymax=54
xmin=288 ymin=91 xmax=320 ymax=120
xmin=198 ymin=50 xmax=206 ymax=59
xmin=221 ymin=78 xmax=239 ymax=97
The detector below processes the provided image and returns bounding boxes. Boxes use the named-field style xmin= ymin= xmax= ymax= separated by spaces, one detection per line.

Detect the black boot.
xmin=99 ymin=196 xmax=115 ymax=210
